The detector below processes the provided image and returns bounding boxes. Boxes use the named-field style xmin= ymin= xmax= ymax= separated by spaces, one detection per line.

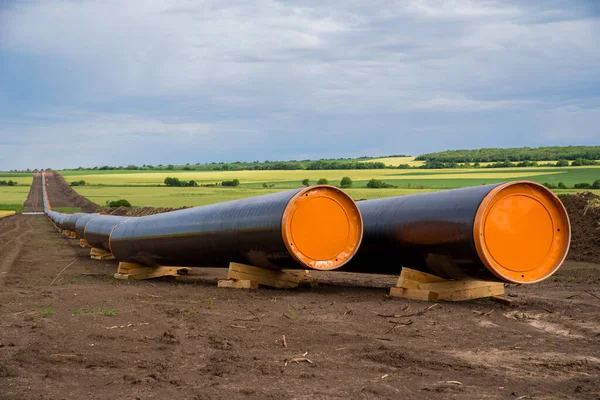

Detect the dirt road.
xmin=0 ymin=176 xmax=599 ymax=399
xmin=22 ymin=172 xmax=43 ymax=212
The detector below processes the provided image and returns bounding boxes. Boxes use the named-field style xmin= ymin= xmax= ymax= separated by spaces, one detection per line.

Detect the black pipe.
xmin=344 ymin=182 xmax=570 ymax=284
xmin=84 ymin=215 xmax=131 ymax=251
xmin=75 ymin=213 xmax=100 ymax=238
xmin=61 ymin=213 xmax=87 ymax=233
xmin=109 ymin=186 xmax=363 ymax=270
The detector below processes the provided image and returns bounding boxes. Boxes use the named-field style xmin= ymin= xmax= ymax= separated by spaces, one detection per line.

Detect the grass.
xmin=61 ymin=166 xmax=599 ymax=187
xmin=0 ymin=172 xmax=34 ymax=184
xmin=0 ymin=204 xmax=23 ymax=213
xmin=0 ymin=186 xmax=32 ymax=206
xmin=72 ymin=307 xmax=117 ymax=317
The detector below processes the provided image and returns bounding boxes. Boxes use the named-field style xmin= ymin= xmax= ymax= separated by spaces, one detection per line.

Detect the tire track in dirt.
xmin=0 ymin=216 xmax=33 ymax=286
xmin=23 ymin=172 xmax=43 ymax=212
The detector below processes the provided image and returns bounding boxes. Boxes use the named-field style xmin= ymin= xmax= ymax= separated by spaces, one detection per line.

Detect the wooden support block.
xmin=218 ymin=279 xmax=259 ymax=289
xmin=80 ymin=238 xmax=91 ymax=248
xmin=90 ymin=247 xmax=116 ymax=261
xmin=389 ymin=287 xmax=439 ymax=302
xmin=62 ymin=230 xmax=78 ymax=239
xmin=114 ymin=262 xmax=192 ymax=280
xmin=219 ymin=262 xmax=317 ymax=289
xmin=390 ymin=267 xmax=504 ymax=302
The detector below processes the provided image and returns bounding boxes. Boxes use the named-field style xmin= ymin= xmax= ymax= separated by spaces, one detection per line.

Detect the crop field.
xmin=60 ymin=167 xmax=600 ymax=207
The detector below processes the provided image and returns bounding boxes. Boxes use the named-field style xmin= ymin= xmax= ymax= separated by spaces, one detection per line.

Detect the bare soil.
xmin=1 ymin=176 xmax=599 ymax=399
xmin=45 ymin=171 xmax=99 ymax=212
xmin=561 ymin=192 xmax=600 ymax=263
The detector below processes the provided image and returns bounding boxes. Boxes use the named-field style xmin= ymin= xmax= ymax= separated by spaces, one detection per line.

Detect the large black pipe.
xmin=109 ymin=186 xmax=363 ymax=270
xmin=84 ymin=215 xmax=131 ymax=251
xmin=61 ymin=213 xmax=87 ymax=232
xmin=344 ymin=182 xmax=570 ymax=284
xmin=75 ymin=213 xmax=100 ymax=238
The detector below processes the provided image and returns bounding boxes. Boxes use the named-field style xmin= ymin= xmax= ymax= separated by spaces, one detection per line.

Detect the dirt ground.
xmin=1 ymin=176 xmax=599 ymax=399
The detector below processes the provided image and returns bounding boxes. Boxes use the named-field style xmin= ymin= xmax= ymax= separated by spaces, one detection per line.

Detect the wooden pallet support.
xmin=218 ymin=262 xmax=318 ymax=289
xmin=390 ymin=268 xmax=504 ymax=302
xmin=114 ymin=262 xmax=192 ymax=280
xmin=80 ymin=238 xmax=91 ymax=248
xmin=90 ymin=247 xmax=116 ymax=261
xmin=62 ymin=230 xmax=78 ymax=239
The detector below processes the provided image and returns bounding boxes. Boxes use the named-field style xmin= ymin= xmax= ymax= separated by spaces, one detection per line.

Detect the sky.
xmin=0 ymin=0 xmax=599 ymax=170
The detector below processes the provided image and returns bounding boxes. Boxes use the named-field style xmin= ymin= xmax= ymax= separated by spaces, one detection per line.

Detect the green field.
xmin=62 ymin=167 xmax=600 ymax=208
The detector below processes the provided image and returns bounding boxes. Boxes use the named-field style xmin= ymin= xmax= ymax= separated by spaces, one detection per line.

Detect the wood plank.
xmin=436 ymin=284 xmax=505 ymax=301
xmin=228 ymin=262 xmax=306 ymax=288
xmin=389 ymin=287 xmax=439 ymax=301
xmin=419 ymin=280 xmax=504 ymax=293
xmin=218 ymin=279 xmax=259 ymax=289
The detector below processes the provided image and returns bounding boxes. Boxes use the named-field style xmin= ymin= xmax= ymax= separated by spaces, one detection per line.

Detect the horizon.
xmin=1 ymin=0 xmax=599 ymax=170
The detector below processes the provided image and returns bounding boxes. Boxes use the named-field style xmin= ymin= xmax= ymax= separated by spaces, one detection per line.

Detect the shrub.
xmin=557 ymin=182 xmax=567 ymax=189
xmin=556 ymin=159 xmax=569 ymax=167
xmin=222 ymin=179 xmax=240 ymax=187
xmin=574 ymin=183 xmax=592 ymax=189
xmin=6 ymin=180 xmax=16 ymax=186
xmin=317 ymin=178 xmax=329 ymax=185
xmin=542 ymin=182 xmax=557 ymax=189
xmin=340 ymin=176 xmax=353 ymax=188
xmin=164 ymin=177 xmax=182 ymax=187
xmin=70 ymin=180 xmax=86 ymax=186
xmin=109 ymin=199 xmax=132 ymax=208
xmin=366 ymin=179 xmax=397 ymax=188
xmin=593 ymin=180 xmax=600 ymax=189
xmin=302 ymin=178 xmax=310 ymax=186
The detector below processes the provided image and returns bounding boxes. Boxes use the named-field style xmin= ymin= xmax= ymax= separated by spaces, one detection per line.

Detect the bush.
xmin=366 ymin=179 xmax=397 ymax=188
xmin=222 ymin=179 xmax=240 ymax=187
xmin=557 ymin=182 xmax=567 ymax=189
xmin=574 ymin=183 xmax=592 ymax=189
xmin=556 ymin=159 xmax=569 ymax=167
xmin=6 ymin=180 xmax=16 ymax=186
xmin=70 ymin=180 xmax=86 ymax=186
xmin=109 ymin=199 xmax=132 ymax=208
xmin=340 ymin=176 xmax=353 ymax=188
xmin=593 ymin=180 xmax=600 ymax=189
xmin=542 ymin=182 xmax=557 ymax=189
xmin=164 ymin=177 xmax=182 ymax=187
xmin=302 ymin=178 xmax=310 ymax=186
xmin=317 ymin=178 xmax=329 ymax=185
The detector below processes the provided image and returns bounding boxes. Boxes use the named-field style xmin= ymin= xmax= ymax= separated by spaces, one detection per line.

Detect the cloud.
xmin=0 ymin=0 xmax=598 ymax=169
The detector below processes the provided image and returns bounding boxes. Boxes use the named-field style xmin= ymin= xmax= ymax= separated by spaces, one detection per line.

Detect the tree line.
xmin=416 ymin=146 xmax=600 ymax=163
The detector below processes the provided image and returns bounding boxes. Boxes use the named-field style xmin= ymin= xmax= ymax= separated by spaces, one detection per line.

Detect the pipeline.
xmin=109 ymin=186 xmax=362 ymax=270
xmin=41 ymin=174 xmax=363 ymax=271
xmin=344 ymin=181 xmax=571 ymax=284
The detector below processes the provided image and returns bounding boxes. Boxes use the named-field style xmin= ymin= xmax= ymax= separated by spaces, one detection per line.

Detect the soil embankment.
xmin=44 ymin=171 xmax=99 ymax=212
xmin=561 ymin=192 xmax=600 ymax=263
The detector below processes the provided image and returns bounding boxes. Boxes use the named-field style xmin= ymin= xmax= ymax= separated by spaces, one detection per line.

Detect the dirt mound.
xmin=561 ymin=192 xmax=600 ymax=263
xmin=97 ymin=205 xmax=190 ymax=216
xmin=45 ymin=172 xmax=99 ymax=212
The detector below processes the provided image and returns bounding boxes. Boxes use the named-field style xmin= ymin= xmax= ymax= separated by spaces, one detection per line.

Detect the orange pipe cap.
xmin=282 ymin=185 xmax=363 ymax=270
xmin=474 ymin=181 xmax=571 ymax=284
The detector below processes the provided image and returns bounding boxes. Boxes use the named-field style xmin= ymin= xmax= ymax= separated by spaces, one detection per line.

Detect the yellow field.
xmin=0 ymin=210 xmax=16 ymax=218
xmin=365 ymin=157 xmax=425 ymax=167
